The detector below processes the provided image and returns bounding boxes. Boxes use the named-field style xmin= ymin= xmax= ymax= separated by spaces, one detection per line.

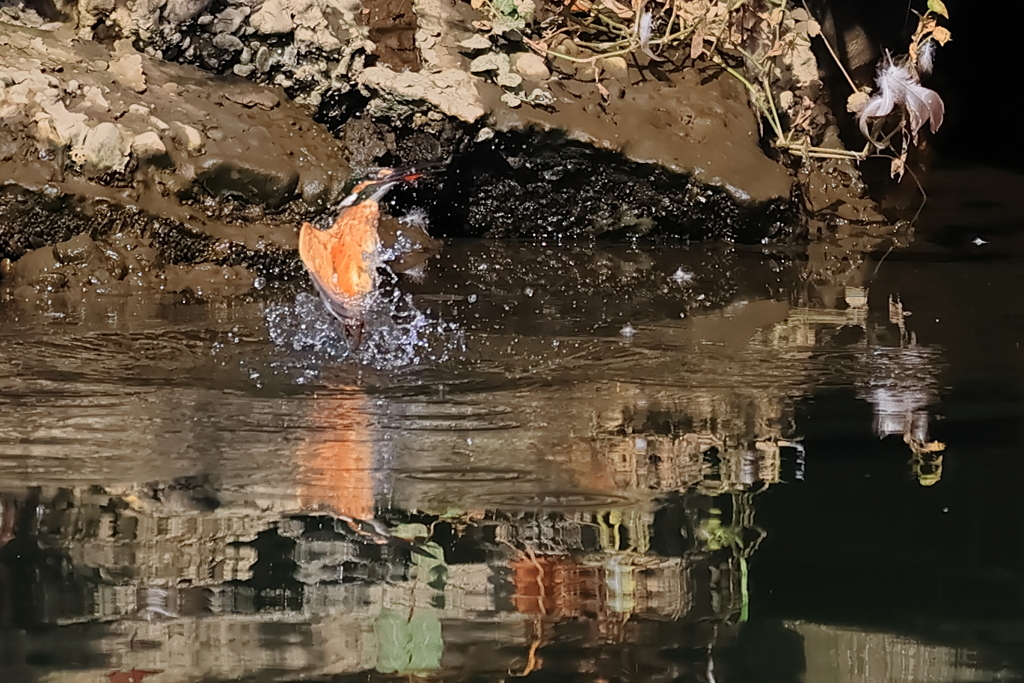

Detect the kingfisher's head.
xmin=309 ymin=164 xmax=442 ymax=233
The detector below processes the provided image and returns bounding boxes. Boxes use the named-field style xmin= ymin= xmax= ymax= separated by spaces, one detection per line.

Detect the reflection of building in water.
xmin=759 ymin=286 xmax=945 ymax=485
xmin=792 ymin=622 xmax=1000 ymax=683
xmin=857 ymin=296 xmax=946 ymax=485
xmin=0 ymin=485 xmax=748 ymax=681
xmin=0 ymin=270 xmax=956 ymax=681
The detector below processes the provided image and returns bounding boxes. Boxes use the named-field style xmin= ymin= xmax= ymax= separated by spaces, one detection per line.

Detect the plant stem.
xmin=800 ymin=0 xmax=858 ymax=92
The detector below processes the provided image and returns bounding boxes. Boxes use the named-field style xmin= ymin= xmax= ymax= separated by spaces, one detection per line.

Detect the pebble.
xmin=213 ymin=8 xmax=247 ymax=34
xmin=212 ymin=33 xmax=244 ymax=52
xmin=170 ymin=121 xmax=204 ymax=153
xmin=600 ymin=56 xmax=629 ymax=80
xmin=109 ymin=53 xmax=147 ymax=93
xmin=249 ymin=0 xmax=294 ymax=35
xmin=254 ymin=46 xmax=271 ymax=73
xmin=54 ymin=234 xmax=96 ymax=266
xmin=511 ymin=52 xmax=550 ymax=81
xmin=131 ymin=131 xmax=167 ymax=159
xmin=78 ymin=122 xmax=128 ymax=172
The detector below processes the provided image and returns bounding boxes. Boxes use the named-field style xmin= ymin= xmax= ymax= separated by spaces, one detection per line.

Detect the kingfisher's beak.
xmin=359 ymin=163 xmax=443 ymax=203
xmin=368 ymin=162 xmax=445 ymax=185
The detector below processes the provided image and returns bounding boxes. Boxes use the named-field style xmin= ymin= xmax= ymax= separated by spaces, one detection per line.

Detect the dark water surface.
xmin=2 ymin=169 xmax=1024 ymax=682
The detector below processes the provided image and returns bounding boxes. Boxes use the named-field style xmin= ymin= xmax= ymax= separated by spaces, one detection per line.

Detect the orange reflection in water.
xmin=295 ymin=389 xmax=377 ymax=521
xmin=511 ymin=555 xmax=604 ymax=617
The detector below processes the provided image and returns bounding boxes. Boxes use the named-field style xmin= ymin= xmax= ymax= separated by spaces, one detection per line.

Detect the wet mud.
xmin=0 ymin=23 xmax=352 ymax=253
xmin=1 ymin=0 xmax=885 ymax=291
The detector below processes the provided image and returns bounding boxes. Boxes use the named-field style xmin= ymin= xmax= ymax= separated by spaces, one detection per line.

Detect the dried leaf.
xmin=846 ymin=90 xmax=869 ymax=113
xmin=690 ymin=32 xmax=705 ymax=60
xmin=890 ymin=153 xmax=906 ymax=181
xmin=932 ymin=26 xmax=952 ymax=45
xmin=927 ymin=0 xmax=949 ymax=18
xmin=471 ymin=0 xmax=485 ymax=8
xmin=599 ymin=0 xmax=633 ymax=19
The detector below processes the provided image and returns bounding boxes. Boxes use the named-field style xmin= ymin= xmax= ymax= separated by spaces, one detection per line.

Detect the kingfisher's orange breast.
xmin=299 ymin=201 xmax=382 ymax=307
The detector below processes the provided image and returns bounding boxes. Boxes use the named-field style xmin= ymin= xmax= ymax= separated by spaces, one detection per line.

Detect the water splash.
xmin=264 ymin=290 xmax=464 ymax=373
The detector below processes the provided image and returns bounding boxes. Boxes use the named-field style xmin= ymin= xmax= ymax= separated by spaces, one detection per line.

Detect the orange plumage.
xmin=299 ymin=201 xmax=381 ymax=307
xmin=298 ymin=168 xmax=434 ymax=347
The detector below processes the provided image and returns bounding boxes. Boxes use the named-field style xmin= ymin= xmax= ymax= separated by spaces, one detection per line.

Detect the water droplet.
xmin=671 ymin=267 xmax=694 ymax=284
xmin=253 ymin=276 xmax=266 ymax=290
xmin=620 ymin=324 xmax=636 ymax=339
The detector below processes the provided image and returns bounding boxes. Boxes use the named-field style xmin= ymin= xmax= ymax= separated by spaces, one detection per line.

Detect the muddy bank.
xmin=1 ymin=0 xmax=892 ymax=300
xmin=1 ymin=22 xmax=351 ymax=254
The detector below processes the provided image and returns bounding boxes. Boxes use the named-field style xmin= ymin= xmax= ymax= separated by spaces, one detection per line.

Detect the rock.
xmin=3 ymin=22 xmax=354 ymax=280
xmin=511 ymin=52 xmax=550 ymax=81
xmin=109 ymin=53 xmax=147 ymax=93
xmin=169 ymin=122 xmax=204 ymax=153
xmin=599 ymin=56 xmax=629 ymax=80
xmin=164 ymin=0 xmax=214 ymax=24
xmin=249 ymin=0 xmax=294 ymax=35
xmin=457 ymin=35 xmax=493 ymax=52
xmin=224 ymin=89 xmax=278 ymax=109
xmin=195 ymin=157 xmax=299 ymax=210
xmin=496 ymin=71 xmax=522 ymax=88
xmin=77 ymin=85 xmax=109 ymax=113
xmin=469 ymin=52 xmax=509 ymax=74
xmin=34 ymin=101 xmax=89 ymax=148
xmin=7 ymin=243 xmax=60 ymax=286
xmin=233 ymin=64 xmax=255 ymax=77
xmin=73 ymin=122 xmax=129 ymax=172
xmin=254 ymin=46 xmax=270 ymax=72
xmin=213 ymin=7 xmax=246 ymax=34
xmin=360 ymin=66 xmax=486 ymax=123
xmin=131 ymin=131 xmax=167 ymax=159
xmin=54 ymin=233 xmax=97 ymax=266
xmin=212 ymin=33 xmax=244 ymax=52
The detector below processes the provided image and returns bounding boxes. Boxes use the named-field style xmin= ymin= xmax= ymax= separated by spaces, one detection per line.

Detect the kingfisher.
xmin=298 ymin=166 xmax=435 ymax=348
